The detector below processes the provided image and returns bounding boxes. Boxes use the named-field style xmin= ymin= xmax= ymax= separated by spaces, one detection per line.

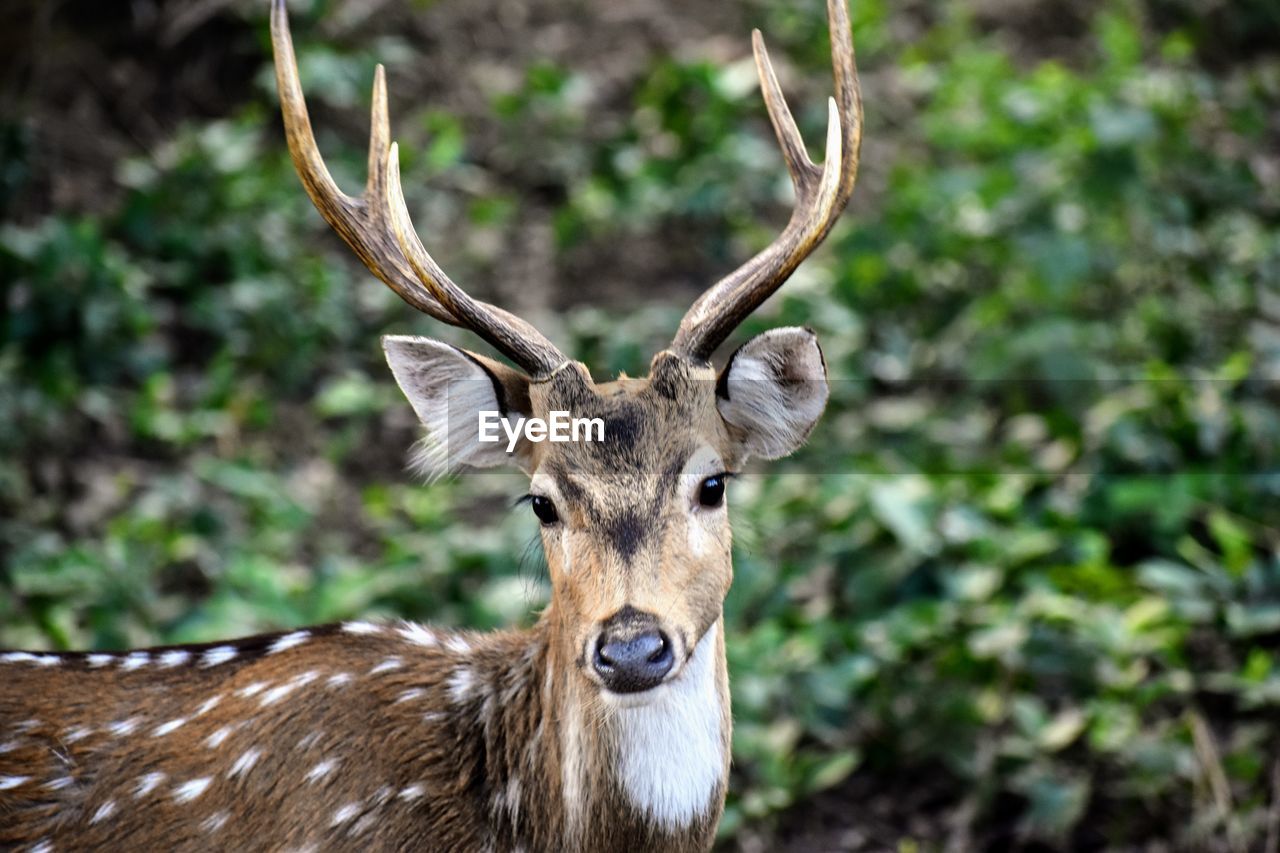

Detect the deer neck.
xmin=523 ymin=612 xmax=731 ymax=851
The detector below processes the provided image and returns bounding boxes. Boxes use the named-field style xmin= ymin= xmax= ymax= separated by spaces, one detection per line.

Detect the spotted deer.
xmin=0 ymin=0 xmax=861 ymax=849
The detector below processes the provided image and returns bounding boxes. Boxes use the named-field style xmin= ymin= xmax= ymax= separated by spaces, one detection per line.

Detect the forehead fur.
xmin=528 ymin=354 xmax=723 ymax=478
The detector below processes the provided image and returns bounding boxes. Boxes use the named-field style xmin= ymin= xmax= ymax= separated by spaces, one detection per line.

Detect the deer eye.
xmin=698 ymin=475 xmax=726 ymax=508
xmin=530 ymin=495 xmax=559 ymax=525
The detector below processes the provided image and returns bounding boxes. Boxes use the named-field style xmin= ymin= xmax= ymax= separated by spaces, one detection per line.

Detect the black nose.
xmin=592 ymin=610 xmax=674 ymax=693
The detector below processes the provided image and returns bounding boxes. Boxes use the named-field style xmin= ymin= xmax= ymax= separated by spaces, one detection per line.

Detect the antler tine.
xmin=671 ymin=0 xmax=862 ymax=362
xmin=754 ymin=31 xmax=817 ymax=193
xmin=270 ymin=0 xmax=449 ymax=323
xmin=384 ymin=145 xmax=568 ymax=374
xmin=270 ymin=0 xmax=567 ymax=376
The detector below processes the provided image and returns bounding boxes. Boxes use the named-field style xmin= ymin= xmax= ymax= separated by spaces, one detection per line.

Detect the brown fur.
xmin=0 ymin=620 xmax=723 ymax=851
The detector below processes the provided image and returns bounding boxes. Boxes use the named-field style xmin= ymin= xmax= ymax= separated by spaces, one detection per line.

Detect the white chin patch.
xmin=609 ymin=623 xmax=725 ymax=829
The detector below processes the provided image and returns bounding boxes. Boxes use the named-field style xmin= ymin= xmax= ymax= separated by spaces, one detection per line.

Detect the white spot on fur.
xmin=447 ymin=668 xmax=475 ymax=703
xmin=342 ymin=621 xmax=382 ymax=635
xmin=1 ymin=652 xmax=58 ymax=666
xmin=108 ymin=717 xmax=141 ymax=737
xmin=64 ymin=726 xmax=93 ymax=744
xmin=0 ymin=741 xmax=15 ymax=754
xmin=306 ymin=758 xmax=337 ymax=782
xmin=203 ymin=811 xmax=229 ymax=833
xmin=152 ymin=718 xmax=187 ymax=737
xmin=201 ymin=646 xmax=237 ymax=667
xmin=206 ymin=727 xmax=234 ymax=749
xmin=173 ymin=777 xmax=212 ymax=803
xmin=14 ymin=720 xmax=39 ymax=732
xmin=398 ymin=783 xmax=425 ymax=801
xmin=394 ymin=688 xmax=425 ymax=704
xmin=326 ymin=673 xmax=352 ymax=688
xmin=195 ymin=695 xmax=222 ymax=717
xmin=45 ymin=778 xmax=73 ymax=791
xmin=0 ymin=775 xmax=30 ymax=790
xmin=259 ymin=683 xmax=295 ymax=706
xmin=237 ymin=681 xmax=268 ymax=699
xmin=158 ymin=650 xmax=191 ymax=668
xmin=369 ymin=657 xmax=402 ymax=675
xmin=445 ymin=636 xmax=471 ymax=655
xmin=296 ymin=731 xmax=324 ymax=751
xmin=229 ymin=747 xmax=263 ymax=778
xmin=349 ymin=813 xmax=379 ymax=837
xmin=259 ymin=670 xmax=318 ymax=706
xmin=269 ymin=630 xmax=310 ymax=654
xmin=331 ymin=803 xmax=361 ymax=826
xmin=134 ymin=772 xmax=166 ymax=798
xmin=120 ymin=652 xmax=149 ymax=671
xmin=90 ymin=800 xmax=116 ymax=824
xmin=397 ymin=622 xmax=437 ymax=647
xmin=611 ymin=621 xmax=726 ymax=829
xmin=30 ymin=840 xmax=52 ymax=853
xmin=87 ymin=654 xmax=113 ymax=668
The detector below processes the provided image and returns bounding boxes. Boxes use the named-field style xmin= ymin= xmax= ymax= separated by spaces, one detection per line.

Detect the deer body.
xmin=1 ymin=0 xmax=861 ymax=848
xmin=0 ymin=619 xmax=727 ymax=851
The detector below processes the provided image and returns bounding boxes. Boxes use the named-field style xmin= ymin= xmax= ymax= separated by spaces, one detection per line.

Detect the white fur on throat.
xmin=610 ymin=621 xmax=725 ymax=829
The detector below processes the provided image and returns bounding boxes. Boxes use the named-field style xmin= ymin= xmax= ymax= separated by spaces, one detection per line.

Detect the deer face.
xmin=384 ymin=328 xmax=828 ymax=701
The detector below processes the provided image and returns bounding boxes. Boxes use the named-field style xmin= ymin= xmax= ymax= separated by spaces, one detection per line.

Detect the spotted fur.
xmin=0 ymin=620 xmax=727 ymax=851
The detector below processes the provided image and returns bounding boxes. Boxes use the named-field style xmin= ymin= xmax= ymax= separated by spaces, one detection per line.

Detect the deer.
xmin=0 ymin=0 xmax=861 ymax=849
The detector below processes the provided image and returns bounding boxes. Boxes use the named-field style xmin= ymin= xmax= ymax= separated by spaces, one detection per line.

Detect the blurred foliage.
xmin=2 ymin=0 xmax=1279 ymax=848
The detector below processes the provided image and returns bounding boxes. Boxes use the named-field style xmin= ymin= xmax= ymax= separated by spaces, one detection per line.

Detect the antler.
xmin=671 ymin=0 xmax=862 ymax=362
xmin=269 ymin=0 xmax=567 ymax=376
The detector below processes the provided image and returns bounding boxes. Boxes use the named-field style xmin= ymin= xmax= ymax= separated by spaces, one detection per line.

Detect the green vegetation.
xmin=2 ymin=0 xmax=1278 ymax=847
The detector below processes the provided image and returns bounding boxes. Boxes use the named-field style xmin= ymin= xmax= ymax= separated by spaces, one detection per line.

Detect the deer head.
xmin=271 ymin=0 xmax=860 ymax=711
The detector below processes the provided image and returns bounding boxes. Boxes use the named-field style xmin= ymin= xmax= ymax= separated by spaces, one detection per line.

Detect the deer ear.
xmin=715 ymin=327 xmax=829 ymax=460
xmin=383 ymin=336 xmax=534 ymax=475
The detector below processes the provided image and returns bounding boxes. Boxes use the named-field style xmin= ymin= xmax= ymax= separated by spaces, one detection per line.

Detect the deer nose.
xmin=592 ymin=609 xmax=674 ymax=693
